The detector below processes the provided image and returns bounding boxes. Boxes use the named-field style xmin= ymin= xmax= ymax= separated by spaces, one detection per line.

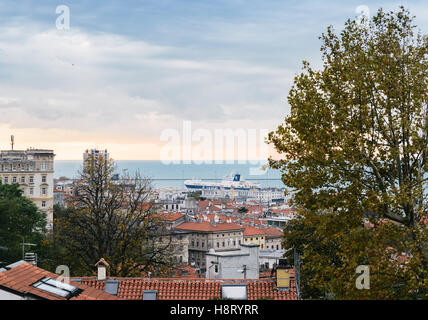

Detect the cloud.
xmin=0 ymin=23 xmax=293 ymax=141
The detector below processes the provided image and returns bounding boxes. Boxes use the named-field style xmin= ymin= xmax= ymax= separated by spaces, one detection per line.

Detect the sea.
xmin=54 ymin=160 xmax=284 ymax=189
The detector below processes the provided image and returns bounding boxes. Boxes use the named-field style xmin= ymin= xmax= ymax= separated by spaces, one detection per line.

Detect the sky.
xmin=0 ymin=0 xmax=426 ymax=160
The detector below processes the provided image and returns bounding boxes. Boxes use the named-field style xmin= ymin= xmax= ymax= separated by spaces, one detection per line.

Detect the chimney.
xmin=95 ymin=258 xmax=109 ymax=281
xmin=24 ymin=252 xmax=37 ymax=266
xmin=275 ymin=259 xmax=291 ymax=290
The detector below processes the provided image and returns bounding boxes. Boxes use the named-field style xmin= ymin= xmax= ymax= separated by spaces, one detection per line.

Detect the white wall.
xmin=0 ymin=289 xmax=23 ymax=300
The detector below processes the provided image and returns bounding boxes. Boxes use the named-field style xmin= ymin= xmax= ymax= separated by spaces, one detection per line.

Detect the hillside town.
xmin=0 ymin=3 xmax=426 ymax=306
xmin=0 ymin=147 xmax=299 ymax=300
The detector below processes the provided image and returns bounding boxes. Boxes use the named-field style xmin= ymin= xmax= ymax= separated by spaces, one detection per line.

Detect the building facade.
xmin=0 ymin=149 xmax=55 ymax=225
xmin=174 ymin=221 xmax=244 ymax=273
xmin=205 ymin=244 xmax=260 ymax=279
xmin=243 ymin=227 xmax=266 ymax=249
xmin=83 ymin=149 xmax=110 ymax=162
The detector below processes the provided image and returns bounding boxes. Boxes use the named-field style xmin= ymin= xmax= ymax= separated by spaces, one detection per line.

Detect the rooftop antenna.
xmin=10 ymin=135 xmax=14 ymax=150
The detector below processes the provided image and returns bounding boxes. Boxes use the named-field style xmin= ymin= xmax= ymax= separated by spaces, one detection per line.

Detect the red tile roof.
xmin=244 ymin=227 xmax=267 ymax=237
xmin=174 ymin=221 xmax=244 ymax=233
xmin=0 ymin=262 xmax=120 ymax=300
xmin=265 ymin=228 xmax=283 ymax=238
xmin=76 ymin=277 xmax=297 ymax=300
xmin=156 ymin=212 xmax=185 ymax=222
xmin=208 ymin=205 xmax=222 ymax=211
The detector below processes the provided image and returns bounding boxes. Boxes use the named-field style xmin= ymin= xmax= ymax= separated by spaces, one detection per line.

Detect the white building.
xmin=0 ymin=148 xmax=55 ymax=226
xmin=205 ymin=243 xmax=260 ymax=279
xmin=259 ymin=249 xmax=288 ymax=269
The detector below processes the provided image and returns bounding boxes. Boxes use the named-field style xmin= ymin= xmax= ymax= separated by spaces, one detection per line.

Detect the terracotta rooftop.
xmin=0 ymin=261 xmax=120 ymax=300
xmin=265 ymin=228 xmax=284 ymax=238
xmin=174 ymin=221 xmax=244 ymax=233
xmin=244 ymin=226 xmax=267 ymax=237
xmin=156 ymin=212 xmax=185 ymax=222
xmin=75 ymin=277 xmax=297 ymax=300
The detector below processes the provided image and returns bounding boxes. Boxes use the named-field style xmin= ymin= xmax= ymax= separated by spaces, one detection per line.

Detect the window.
xmin=42 ymin=188 xmax=47 ymax=195
xmin=32 ymin=277 xmax=81 ymax=299
xmin=191 ymin=240 xmax=195 ymax=247
xmin=201 ymin=241 xmax=205 ymax=248
xmin=42 ymin=175 xmax=47 ymax=183
xmin=29 ymin=187 xmax=33 ymax=195
xmin=13 ymin=176 xmax=17 ymax=183
xmin=222 ymin=242 xmax=225 ymax=247
xmin=4 ymin=177 xmax=8 ymax=183
xmin=41 ymin=163 xmax=47 ymax=170
xmin=29 ymin=176 xmax=34 ymax=183
xmin=233 ymin=240 xmax=236 ymax=246
xmin=29 ymin=165 xmax=33 ymax=171
xmin=21 ymin=176 xmax=25 ymax=183
xmin=214 ymin=265 xmax=218 ymax=273
xmin=217 ymin=242 xmax=219 ymax=248
xmin=42 ymin=201 xmax=46 ymax=207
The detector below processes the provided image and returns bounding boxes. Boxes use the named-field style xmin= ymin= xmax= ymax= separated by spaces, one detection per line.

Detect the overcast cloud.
xmin=0 ymin=0 xmax=426 ymax=159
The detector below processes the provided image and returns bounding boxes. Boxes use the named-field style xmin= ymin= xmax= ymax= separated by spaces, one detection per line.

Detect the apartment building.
xmin=0 ymin=149 xmax=55 ymax=225
xmin=83 ymin=149 xmax=110 ymax=162
xmin=265 ymin=228 xmax=284 ymax=250
xmin=243 ymin=227 xmax=266 ymax=249
xmin=174 ymin=221 xmax=244 ymax=272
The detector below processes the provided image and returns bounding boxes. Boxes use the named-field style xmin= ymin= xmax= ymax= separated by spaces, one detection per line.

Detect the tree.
xmin=238 ymin=206 xmax=249 ymax=214
xmin=53 ymin=155 xmax=178 ymax=277
xmin=188 ymin=191 xmax=206 ymax=201
xmin=0 ymin=183 xmax=47 ymax=266
xmin=268 ymin=7 xmax=427 ymax=299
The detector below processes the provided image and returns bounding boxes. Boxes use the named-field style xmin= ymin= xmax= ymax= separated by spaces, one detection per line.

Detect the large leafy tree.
xmin=53 ymin=155 xmax=178 ymax=277
xmin=0 ymin=183 xmax=47 ymax=266
xmin=268 ymin=7 xmax=427 ymax=299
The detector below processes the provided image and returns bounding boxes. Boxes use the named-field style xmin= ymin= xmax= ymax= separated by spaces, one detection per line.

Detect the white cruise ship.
xmin=184 ymin=172 xmax=261 ymax=191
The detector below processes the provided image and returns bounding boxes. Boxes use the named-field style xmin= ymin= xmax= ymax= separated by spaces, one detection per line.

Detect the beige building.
xmin=174 ymin=221 xmax=244 ymax=273
xmin=265 ymin=228 xmax=283 ymax=250
xmin=0 ymin=149 xmax=55 ymax=226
